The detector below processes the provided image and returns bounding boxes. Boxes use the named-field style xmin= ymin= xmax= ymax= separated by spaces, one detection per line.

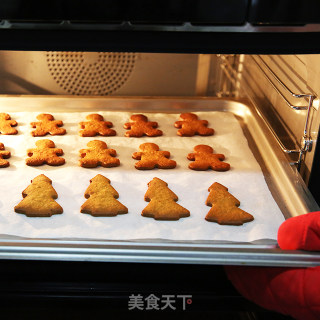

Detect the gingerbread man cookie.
xmin=79 ymin=140 xmax=120 ymax=168
xmin=0 ymin=143 xmax=10 ymax=168
xmin=124 ymin=114 xmax=163 ymax=137
xmin=79 ymin=114 xmax=116 ymax=137
xmin=174 ymin=113 xmax=214 ymax=136
xmin=26 ymin=139 xmax=65 ymax=166
xmin=187 ymin=145 xmax=230 ymax=171
xmin=0 ymin=113 xmax=18 ymax=135
xmin=31 ymin=113 xmax=66 ymax=136
xmin=205 ymin=182 xmax=254 ymax=225
xmin=132 ymin=143 xmax=176 ymax=170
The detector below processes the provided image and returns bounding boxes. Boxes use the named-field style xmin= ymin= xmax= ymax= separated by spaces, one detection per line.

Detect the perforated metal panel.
xmin=46 ymin=52 xmax=136 ymax=95
xmin=0 ymin=51 xmax=197 ymax=96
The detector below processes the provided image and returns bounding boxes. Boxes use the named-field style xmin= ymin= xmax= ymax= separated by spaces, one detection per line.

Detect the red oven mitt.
xmin=224 ymin=211 xmax=320 ymax=320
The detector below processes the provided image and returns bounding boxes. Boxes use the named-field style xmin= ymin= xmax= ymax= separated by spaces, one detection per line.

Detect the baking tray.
xmin=0 ymin=95 xmax=319 ymax=267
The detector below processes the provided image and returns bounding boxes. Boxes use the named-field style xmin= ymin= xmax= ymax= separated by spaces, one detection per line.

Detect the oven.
xmin=0 ymin=1 xmax=319 ymax=319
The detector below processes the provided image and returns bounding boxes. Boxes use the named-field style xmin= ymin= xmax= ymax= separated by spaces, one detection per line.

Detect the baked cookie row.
xmin=14 ymin=174 xmax=254 ymax=226
xmin=0 ymin=112 xmax=215 ymax=137
xmin=0 ymin=140 xmax=230 ymax=171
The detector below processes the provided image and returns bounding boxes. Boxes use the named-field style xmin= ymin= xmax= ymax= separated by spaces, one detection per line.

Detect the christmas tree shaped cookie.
xmin=0 ymin=142 xmax=11 ymax=167
xmin=80 ymin=174 xmax=128 ymax=217
xmin=205 ymin=182 xmax=254 ymax=225
xmin=142 ymin=177 xmax=190 ymax=220
xmin=14 ymin=174 xmax=63 ymax=217
xmin=31 ymin=113 xmax=66 ymax=136
xmin=0 ymin=113 xmax=18 ymax=135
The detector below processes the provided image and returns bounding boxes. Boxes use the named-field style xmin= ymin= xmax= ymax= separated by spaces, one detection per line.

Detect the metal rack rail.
xmin=220 ymin=54 xmax=317 ymax=170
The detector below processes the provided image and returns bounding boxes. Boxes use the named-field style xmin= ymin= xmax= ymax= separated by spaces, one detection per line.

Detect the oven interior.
xmin=0 ymin=51 xmax=319 ymax=196
xmin=0 ymin=52 xmax=318 ymax=319
xmin=0 ymin=51 xmax=317 ymax=268
xmin=0 ymin=2 xmax=319 ymax=318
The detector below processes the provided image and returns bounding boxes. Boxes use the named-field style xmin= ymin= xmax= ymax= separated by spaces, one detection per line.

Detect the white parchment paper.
xmin=0 ymin=111 xmax=285 ymax=241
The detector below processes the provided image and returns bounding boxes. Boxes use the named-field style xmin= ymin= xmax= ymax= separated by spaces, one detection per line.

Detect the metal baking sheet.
xmin=0 ymin=95 xmax=318 ymax=266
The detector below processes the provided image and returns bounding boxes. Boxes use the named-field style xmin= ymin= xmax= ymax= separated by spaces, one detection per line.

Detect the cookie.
xmin=174 ymin=113 xmax=214 ymax=136
xmin=80 ymin=174 xmax=128 ymax=217
xmin=187 ymin=145 xmax=230 ymax=171
xmin=132 ymin=143 xmax=176 ymax=170
xmin=142 ymin=177 xmax=190 ymax=220
xmin=124 ymin=114 xmax=163 ymax=137
xmin=205 ymin=182 xmax=254 ymax=225
xmin=0 ymin=113 xmax=18 ymax=135
xmin=31 ymin=113 xmax=66 ymax=136
xmin=26 ymin=139 xmax=65 ymax=166
xmin=79 ymin=114 xmax=116 ymax=137
xmin=14 ymin=174 xmax=63 ymax=217
xmin=0 ymin=143 xmax=10 ymax=168
xmin=79 ymin=140 xmax=120 ymax=168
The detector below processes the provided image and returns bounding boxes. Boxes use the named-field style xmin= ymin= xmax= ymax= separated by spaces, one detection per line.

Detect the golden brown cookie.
xmin=14 ymin=174 xmax=63 ymax=217
xmin=81 ymin=174 xmax=128 ymax=217
xmin=79 ymin=114 xmax=116 ymax=137
xmin=132 ymin=143 xmax=176 ymax=170
xmin=0 ymin=113 xmax=18 ymax=135
xmin=205 ymin=182 xmax=254 ymax=225
xmin=142 ymin=177 xmax=190 ymax=220
xmin=26 ymin=139 xmax=65 ymax=166
xmin=0 ymin=143 xmax=10 ymax=168
xmin=31 ymin=113 xmax=66 ymax=136
xmin=187 ymin=145 xmax=230 ymax=171
xmin=124 ymin=114 xmax=163 ymax=137
xmin=174 ymin=113 xmax=214 ymax=136
xmin=79 ymin=140 xmax=120 ymax=168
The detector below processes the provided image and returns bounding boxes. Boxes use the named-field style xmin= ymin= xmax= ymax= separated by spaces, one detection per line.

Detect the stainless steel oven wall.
xmin=0 ymin=51 xmax=198 ymax=96
xmin=218 ymin=54 xmax=320 ymax=184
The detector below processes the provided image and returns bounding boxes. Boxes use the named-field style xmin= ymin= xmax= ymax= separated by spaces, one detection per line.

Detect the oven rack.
xmin=220 ymin=54 xmax=316 ymax=170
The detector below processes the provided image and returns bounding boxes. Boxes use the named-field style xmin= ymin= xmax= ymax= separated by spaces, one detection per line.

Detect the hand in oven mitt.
xmin=224 ymin=211 xmax=320 ymax=320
